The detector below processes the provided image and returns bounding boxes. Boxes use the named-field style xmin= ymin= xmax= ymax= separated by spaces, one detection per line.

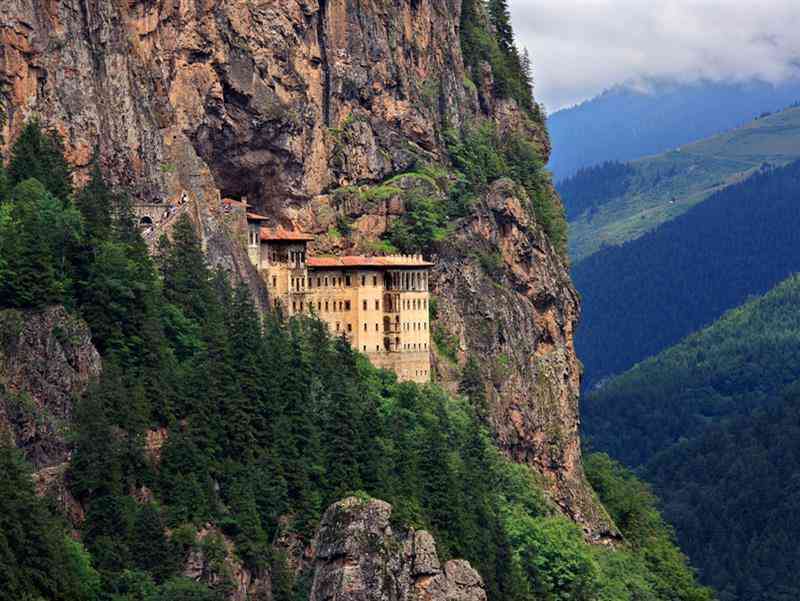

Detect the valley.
xmin=564 ymin=105 xmax=800 ymax=261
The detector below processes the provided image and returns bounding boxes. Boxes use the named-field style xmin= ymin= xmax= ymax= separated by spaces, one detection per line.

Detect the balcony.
xmin=383 ymin=292 xmax=401 ymax=314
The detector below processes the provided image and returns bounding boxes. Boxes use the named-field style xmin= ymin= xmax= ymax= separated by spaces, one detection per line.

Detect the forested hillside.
xmin=548 ymin=78 xmax=800 ymax=181
xmin=562 ymin=106 xmax=800 ymax=261
xmin=582 ymin=275 xmax=800 ymax=601
xmin=0 ymin=123 xmax=713 ymax=601
xmin=574 ymin=159 xmax=800 ymax=388
xmin=645 ymin=389 xmax=800 ymax=601
xmin=583 ymin=274 xmax=800 ymax=466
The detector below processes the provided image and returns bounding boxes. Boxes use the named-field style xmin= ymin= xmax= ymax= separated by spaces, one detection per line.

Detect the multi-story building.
xmin=250 ymin=226 xmax=432 ymax=383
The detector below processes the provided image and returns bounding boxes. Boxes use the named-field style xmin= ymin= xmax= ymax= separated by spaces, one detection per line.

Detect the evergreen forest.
xmin=573 ymin=159 xmax=800 ymax=388
xmin=583 ymin=275 xmax=800 ymax=601
xmin=0 ymin=122 xmax=713 ymax=601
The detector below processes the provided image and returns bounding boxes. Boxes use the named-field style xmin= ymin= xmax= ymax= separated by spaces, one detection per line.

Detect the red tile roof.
xmin=222 ymin=198 xmax=252 ymax=208
xmin=260 ymin=227 xmax=316 ymax=242
xmin=307 ymin=256 xmax=434 ymax=269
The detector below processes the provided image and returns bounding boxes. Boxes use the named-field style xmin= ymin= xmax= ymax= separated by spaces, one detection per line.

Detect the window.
xmin=325 ymin=277 xmax=329 ymax=286
xmin=300 ymin=301 xmax=304 ymax=311
xmin=363 ymin=345 xmax=367 ymax=351
xmin=376 ymin=345 xmax=380 ymax=351
xmin=325 ymin=301 xmax=329 ymax=312
xmin=373 ymin=276 xmax=377 ymax=286
xmin=336 ymin=322 xmax=340 ymax=331
xmin=339 ymin=301 xmax=344 ymax=311
xmin=345 ymin=275 xmax=351 ymax=286
xmin=363 ymin=300 xmax=368 ymax=310
xmin=317 ymin=277 xmax=322 ymax=287
xmin=272 ymin=276 xmax=277 ymax=288
xmin=338 ymin=277 xmax=342 ymax=287
xmin=364 ymin=323 xmax=368 ymax=332
xmin=317 ymin=301 xmax=321 ymax=311
xmin=292 ymin=301 xmax=296 ymax=311
xmin=361 ymin=275 xmax=366 ymax=286
xmin=375 ymin=300 xmax=380 ymax=310
xmin=348 ymin=323 xmax=352 ymax=332
xmin=375 ymin=323 xmax=379 ymax=331
xmin=345 ymin=301 xmax=351 ymax=311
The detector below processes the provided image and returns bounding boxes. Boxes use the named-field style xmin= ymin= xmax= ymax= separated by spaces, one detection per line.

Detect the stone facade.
xmin=251 ymin=225 xmax=432 ymax=384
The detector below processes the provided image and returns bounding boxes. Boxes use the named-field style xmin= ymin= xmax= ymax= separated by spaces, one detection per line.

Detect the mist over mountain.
xmin=548 ymin=78 xmax=800 ymax=180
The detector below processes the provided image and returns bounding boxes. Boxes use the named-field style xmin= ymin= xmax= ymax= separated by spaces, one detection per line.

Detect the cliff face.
xmin=310 ymin=497 xmax=486 ymax=601
xmin=432 ymin=180 xmax=612 ymax=537
xmin=0 ymin=306 xmax=101 ymax=469
xmin=0 ymin=0 xmax=608 ymax=537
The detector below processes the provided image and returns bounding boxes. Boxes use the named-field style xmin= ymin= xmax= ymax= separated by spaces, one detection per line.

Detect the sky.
xmin=508 ymin=0 xmax=800 ymax=112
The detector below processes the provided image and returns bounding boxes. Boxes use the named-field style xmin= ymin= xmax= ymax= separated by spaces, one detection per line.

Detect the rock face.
xmin=0 ymin=0 xmax=610 ymax=537
xmin=432 ymin=180 xmax=615 ymax=540
xmin=182 ymin=526 xmax=271 ymax=601
xmin=310 ymin=497 xmax=486 ymax=601
xmin=0 ymin=306 xmax=101 ymax=469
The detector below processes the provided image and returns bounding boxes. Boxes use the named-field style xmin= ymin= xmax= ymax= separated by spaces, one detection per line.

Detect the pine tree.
xmin=228 ymin=475 xmax=269 ymax=570
xmin=0 ymin=179 xmax=83 ymax=308
xmin=7 ymin=120 xmax=73 ymax=202
xmin=521 ymin=47 xmax=534 ymax=102
xmin=131 ymin=504 xmax=176 ymax=582
xmin=158 ymin=215 xmax=216 ymax=325
xmin=75 ymin=159 xmax=114 ymax=244
xmin=419 ymin=394 xmax=461 ymax=551
xmin=0 ymin=437 xmax=95 ymax=601
xmin=0 ymin=160 xmax=8 ymax=202
xmin=459 ymin=356 xmax=487 ymax=414
xmin=321 ymin=336 xmax=363 ymax=505
xmin=69 ymin=376 xmax=125 ymax=500
xmin=487 ymin=0 xmax=516 ymax=58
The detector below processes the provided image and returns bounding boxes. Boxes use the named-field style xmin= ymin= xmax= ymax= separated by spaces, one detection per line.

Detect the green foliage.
xmin=8 ymin=119 xmax=73 ymax=201
xmin=459 ymin=356 xmax=487 ymax=412
xmin=584 ymin=274 xmax=800 ymax=600
xmin=385 ymin=189 xmax=448 ymax=253
xmin=0 ymin=439 xmax=99 ymax=601
xmin=150 ymin=578 xmax=222 ymax=601
xmin=504 ymin=510 xmax=600 ymax=601
xmin=566 ymin=106 xmax=800 ymax=261
xmin=447 ymin=123 xmax=568 ymax=255
xmin=460 ymin=0 xmax=537 ymax=116
xmin=432 ymin=324 xmax=459 ymax=363
xmin=585 ymin=454 xmax=714 ymax=601
xmin=0 ymin=179 xmax=83 ymax=308
xmin=645 ymin=390 xmax=800 ymax=601
xmin=575 ymin=160 xmax=800 ymax=389
xmin=584 ymin=273 xmax=800 ymax=466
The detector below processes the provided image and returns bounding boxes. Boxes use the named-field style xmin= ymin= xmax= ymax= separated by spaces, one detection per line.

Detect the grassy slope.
xmin=569 ymin=106 xmax=800 ymax=261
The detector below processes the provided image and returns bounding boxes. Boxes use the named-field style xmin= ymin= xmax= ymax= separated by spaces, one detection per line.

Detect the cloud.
xmin=508 ymin=0 xmax=800 ymax=111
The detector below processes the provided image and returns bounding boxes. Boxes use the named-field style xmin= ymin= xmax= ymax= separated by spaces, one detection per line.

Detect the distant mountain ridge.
xmin=563 ymin=104 xmax=800 ymax=261
xmin=573 ymin=159 xmax=800 ymax=389
xmin=548 ymin=78 xmax=800 ymax=181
